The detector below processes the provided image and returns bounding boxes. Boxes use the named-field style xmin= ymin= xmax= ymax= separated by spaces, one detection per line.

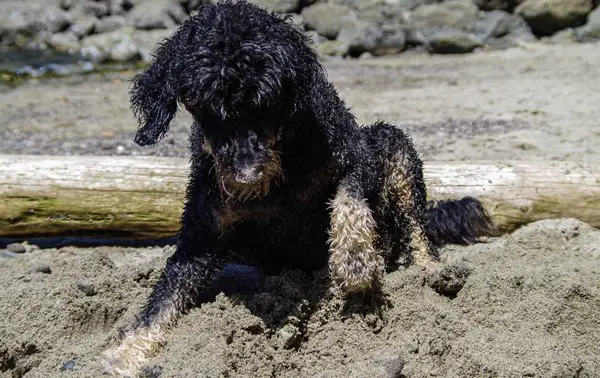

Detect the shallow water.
xmin=0 ymin=48 xmax=139 ymax=79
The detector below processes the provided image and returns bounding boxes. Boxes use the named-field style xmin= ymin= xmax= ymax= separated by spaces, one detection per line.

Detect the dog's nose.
xmin=234 ymin=166 xmax=263 ymax=184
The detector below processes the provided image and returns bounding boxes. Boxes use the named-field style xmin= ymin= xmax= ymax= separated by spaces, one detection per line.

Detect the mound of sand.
xmin=1 ymin=218 xmax=599 ymax=377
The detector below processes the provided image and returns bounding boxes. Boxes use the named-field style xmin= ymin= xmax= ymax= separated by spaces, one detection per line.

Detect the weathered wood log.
xmin=0 ymin=155 xmax=598 ymax=238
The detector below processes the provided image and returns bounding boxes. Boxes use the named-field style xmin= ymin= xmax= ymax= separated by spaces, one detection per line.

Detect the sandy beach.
xmin=1 ymin=42 xmax=599 ymax=377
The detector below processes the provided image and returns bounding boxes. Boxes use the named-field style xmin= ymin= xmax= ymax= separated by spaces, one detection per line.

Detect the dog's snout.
xmin=234 ymin=165 xmax=264 ymax=184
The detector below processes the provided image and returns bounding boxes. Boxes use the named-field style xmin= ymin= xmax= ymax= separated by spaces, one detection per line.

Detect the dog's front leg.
xmin=102 ymin=156 xmax=233 ymax=376
xmin=101 ymin=248 xmax=228 ymax=376
xmin=328 ymin=177 xmax=383 ymax=293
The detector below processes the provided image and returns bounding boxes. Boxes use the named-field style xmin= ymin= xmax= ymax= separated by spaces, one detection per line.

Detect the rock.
xmin=546 ymin=27 xmax=578 ymax=44
xmin=515 ymin=0 xmax=593 ymax=36
xmin=304 ymin=30 xmax=327 ymax=46
xmin=284 ymin=13 xmax=305 ymax=31
xmin=69 ymin=0 xmax=110 ymax=18
xmin=6 ymin=243 xmax=26 ymax=254
xmin=277 ymin=323 xmax=300 ymax=349
xmin=94 ymin=15 xmax=127 ymax=34
xmin=108 ymin=0 xmax=133 ymax=15
xmin=334 ymin=0 xmax=434 ymax=12
xmin=473 ymin=10 xmax=535 ymax=46
xmin=426 ymin=30 xmax=483 ymax=53
xmin=80 ymin=27 xmax=140 ymax=62
xmin=316 ymin=39 xmax=350 ymax=56
xmin=408 ymin=0 xmax=480 ymax=31
xmin=43 ymin=6 xmax=72 ymax=33
xmin=68 ymin=17 xmax=96 ymax=38
xmin=127 ymin=0 xmax=187 ymax=30
xmin=0 ymin=3 xmax=71 ymax=46
xmin=60 ymin=0 xmax=79 ymax=10
xmin=330 ymin=0 xmax=408 ymax=24
xmin=338 ymin=21 xmax=406 ymax=56
xmin=1 ymin=250 xmax=21 ymax=258
xmin=301 ymin=3 xmax=358 ymax=39
xmin=60 ymin=360 xmax=77 ymax=371
xmin=47 ymin=31 xmax=81 ymax=53
xmin=576 ymin=6 xmax=600 ymax=41
xmin=75 ymin=282 xmax=97 ymax=296
xmin=248 ymin=0 xmax=301 ymax=13
xmin=337 ymin=20 xmax=381 ymax=55
xmin=27 ymin=263 xmax=52 ymax=274
xmin=426 ymin=264 xmax=473 ymax=296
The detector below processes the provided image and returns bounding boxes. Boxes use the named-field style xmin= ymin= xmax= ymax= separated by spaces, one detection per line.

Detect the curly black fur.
xmin=103 ymin=1 xmax=495 ymax=375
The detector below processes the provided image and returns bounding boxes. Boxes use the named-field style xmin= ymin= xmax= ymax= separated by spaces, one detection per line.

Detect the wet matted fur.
xmin=102 ymin=1 xmax=495 ymax=375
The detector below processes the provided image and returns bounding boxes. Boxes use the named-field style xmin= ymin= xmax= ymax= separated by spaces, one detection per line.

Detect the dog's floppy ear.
xmin=130 ymin=39 xmax=179 ymax=146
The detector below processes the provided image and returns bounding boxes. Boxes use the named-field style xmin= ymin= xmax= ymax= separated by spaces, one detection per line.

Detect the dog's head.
xmin=198 ymin=111 xmax=285 ymax=202
xmin=130 ymin=1 xmax=319 ymax=201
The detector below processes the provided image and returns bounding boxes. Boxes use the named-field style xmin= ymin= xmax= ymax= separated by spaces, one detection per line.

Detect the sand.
xmin=1 ymin=42 xmax=600 ymax=377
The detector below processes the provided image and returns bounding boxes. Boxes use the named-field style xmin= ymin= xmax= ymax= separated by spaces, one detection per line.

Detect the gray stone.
xmin=68 ymin=17 xmax=96 ymax=38
xmin=316 ymin=39 xmax=350 ymax=56
xmin=515 ymin=0 xmax=593 ymax=36
xmin=69 ymin=0 xmax=110 ymax=18
xmin=277 ymin=324 xmax=300 ymax=349
xmin=108 ymin=0 xmax=131 ymax=15
xmin=333 ymin=0 xmax=434 ymax=12
xmin=338 ymin=21 xmax=406 ymax=56
xmin=27 ymin=264 xmax=52 ymax=274
xmin=76 ymin=282 xmax=97 ymax=296
xmin=59 ymin=0 xmax=79 ymax=10
xmin=94 ymin=15 xmax=127 ymax=34
xmin=304 ymin=30 xmax=327 ymax=46
xmin=576 ymin=6 xmax=600 ymax=41
xmin=127 ymin=0 xmax=187 ymax=30
xmin=329 ymin=0 xmax=409 ymax=24
xmin=80 ymin=27 xmax=140 ymax=62
xmin=545 ymin=27 xmax=578 ymax=44
xmin=426 ymin=30 xmax=483 ymax=53
xmin=473 ymin=10 xmax=534 ymax=45
xmin=408 ymin=0 xmax=480 ymax=31
xmin=0 ymin=3 xmax=70 ymax=45
xmin=6 ymin=243 xmax=26 ymax=254
xmin=248 ymin=0 xmax=301 ymax=13
xmin=301 ymin=3 xmax=358 ymax=39
xmin=337 ymin=20 xmax=382 ymax=54
xmin=47 ymin=31 xmax=81 ymax=53
xmin=284 ymin=13 xmax=305 ymax=31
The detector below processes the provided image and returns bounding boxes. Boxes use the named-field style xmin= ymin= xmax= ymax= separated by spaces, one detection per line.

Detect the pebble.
xmin=60 ymin=360 xmax=77 ymax=371
xmin=1 ymin=250 xmax=21 ymax=258
xmin=27 ymin=264 xmax=52 ymax=274
xmin=277 ymin=324 xmax=300 ymax=349
xmin=75 ymin=282 xmax=97 ymax=296
xmin=6 ymin=243 xmax=26 ymax=254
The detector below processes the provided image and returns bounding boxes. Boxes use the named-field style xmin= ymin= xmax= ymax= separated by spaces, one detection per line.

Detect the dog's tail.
xmin=425 ymin=197 xmax=497 ymax=246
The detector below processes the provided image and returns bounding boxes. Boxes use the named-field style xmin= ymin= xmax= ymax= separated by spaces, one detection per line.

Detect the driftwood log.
xmin=0 ymin=154 xmax=598 ymax=238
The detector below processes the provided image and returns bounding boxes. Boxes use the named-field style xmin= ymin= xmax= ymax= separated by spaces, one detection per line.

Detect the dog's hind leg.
xmin=379 ymin=137 xmax=439 ymax=272
xmin=101 ymin=250 xmax=231 ymax=376
xmin=328 ymin=177 xmax=383 ymax=293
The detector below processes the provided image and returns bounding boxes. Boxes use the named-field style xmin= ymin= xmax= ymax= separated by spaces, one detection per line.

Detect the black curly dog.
xmin=102 ymin=1 xmax=494 ymax=375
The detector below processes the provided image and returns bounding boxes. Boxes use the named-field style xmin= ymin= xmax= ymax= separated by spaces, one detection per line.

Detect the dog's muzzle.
xmin=234 ymin=165 xmax=264 ymax=184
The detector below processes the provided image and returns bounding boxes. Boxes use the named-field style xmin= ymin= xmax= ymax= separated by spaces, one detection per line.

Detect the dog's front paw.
xmin=329 ymin=247 xmax=383 ymax=293
xmin=101 ymin=326 xmax=164 ymax=377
